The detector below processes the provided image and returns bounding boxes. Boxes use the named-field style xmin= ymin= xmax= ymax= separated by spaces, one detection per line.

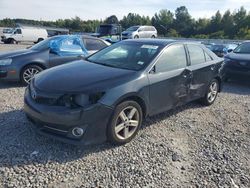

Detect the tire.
xmin=20 ymin=65 xmax=43 ymax=85
xmin=151 ymin=35 xmax=156 ymax=38
xmin=107 ymin=100 xmax=143 ymax=145
xmin=9 ymin=38 xmax=16 ymax=44
xmin=134 ymin=35 xmax=139 ymax=39
xmin=37 ymin=38 xmax=44 ymax=43
xmin=201 ymin=79 xmax=219 ymax=106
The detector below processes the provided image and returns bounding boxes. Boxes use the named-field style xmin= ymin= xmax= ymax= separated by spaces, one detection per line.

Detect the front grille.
xmin=34 ymin=97 xmax=57 ymax=105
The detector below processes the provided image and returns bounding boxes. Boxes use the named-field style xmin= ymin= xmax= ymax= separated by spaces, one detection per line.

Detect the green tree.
xmin=104 ymin=15 xmax=119 ymax=24
xmin=152 ymin=9 xmax=173 ymax=36
xmin=173 ymin=6 xmax=194 ymax=37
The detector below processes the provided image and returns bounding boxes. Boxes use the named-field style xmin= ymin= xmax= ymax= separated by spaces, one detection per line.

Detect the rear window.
xmin=187 ymin=44 xmax=206 ymax=65
xmin=84 ymin=38 xmax=107 ymax=51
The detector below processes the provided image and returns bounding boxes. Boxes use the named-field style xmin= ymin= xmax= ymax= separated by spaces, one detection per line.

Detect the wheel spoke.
xmin=119 ymin=111 xmax=128 ymax=121
xmin=128 ymin=108 xmax=137 ymax=119
xmin=124 ymin=126 xmax=129 ymax=138
xmin=129 ymin=120 xmax=138 ymax=127
xmin=115 ymin=123 xmax=125 ymax=133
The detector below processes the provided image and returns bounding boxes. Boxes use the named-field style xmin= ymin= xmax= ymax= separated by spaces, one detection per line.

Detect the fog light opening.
xmin=72 ymin=127 xmax=84 ymax=137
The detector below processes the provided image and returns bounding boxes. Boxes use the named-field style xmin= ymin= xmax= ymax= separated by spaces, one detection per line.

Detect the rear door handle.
xmin=183 ymin=69 xmax=193 ymax=78
xmin=211 ymin=65 xmax=216 ymax=71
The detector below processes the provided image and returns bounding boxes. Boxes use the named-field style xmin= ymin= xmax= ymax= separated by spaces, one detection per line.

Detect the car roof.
xmin=122 ymin=39 xmax=203 ymax=47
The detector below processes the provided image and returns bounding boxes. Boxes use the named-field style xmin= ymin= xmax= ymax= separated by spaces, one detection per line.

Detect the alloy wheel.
xmin=114 ymin=106 xmax=140 ymax=140
xmin=207 ymin=81 xmax=218 ymax=103
xmin=23 ymin=68 xmax=40 ymax=84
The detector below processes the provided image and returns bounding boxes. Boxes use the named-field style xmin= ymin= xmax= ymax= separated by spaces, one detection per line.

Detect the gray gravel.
xmin=0 ymin=44 xmax=249 ymax=187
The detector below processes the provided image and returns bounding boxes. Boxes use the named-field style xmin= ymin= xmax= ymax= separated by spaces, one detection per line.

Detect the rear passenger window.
xmin=204 ymin=51 xmax=213 ymax=61
xmin=84 ymin=39 xmax=107 ymax=51
xmin=155 ymin=44 xmax=187 ymax=72
xmin=187 ymin=44 xmax=206 ymax=65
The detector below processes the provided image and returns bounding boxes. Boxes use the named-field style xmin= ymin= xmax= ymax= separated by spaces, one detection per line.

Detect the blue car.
xmin=0 ymin=35 xmax=110 ymax=85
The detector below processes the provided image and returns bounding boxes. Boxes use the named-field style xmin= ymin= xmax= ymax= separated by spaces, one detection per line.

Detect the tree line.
xmin=1 ymin=6 xmax=250 ymax=39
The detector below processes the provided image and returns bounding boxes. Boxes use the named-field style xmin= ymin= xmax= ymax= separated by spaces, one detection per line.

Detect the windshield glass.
xmin=87 ymin=42 xmax=162 ymax=71
xmin=211 ymin=45 xmax=224 ymax=51
xmin=233 ymin=42 xmax=250 ymax=54
xmin=30 ymin=38 xmax=51 ymax=51
xmin=126 ymin=26 xmax=140 ymax=32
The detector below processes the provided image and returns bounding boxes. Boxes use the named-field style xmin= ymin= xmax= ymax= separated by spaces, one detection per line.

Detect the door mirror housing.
xmin=227 ymin=49 xmax=233 ymax=53
xmin=149 ymin=66 xmax=156 ymax=74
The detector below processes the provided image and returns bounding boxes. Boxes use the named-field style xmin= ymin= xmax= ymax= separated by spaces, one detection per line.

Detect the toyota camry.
xmin=24 ymin=39 xmax=224 ymax=145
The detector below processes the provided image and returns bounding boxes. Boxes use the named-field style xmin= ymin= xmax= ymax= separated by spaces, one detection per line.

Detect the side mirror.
xmin=149 ymin=66 xmax=156 ymax=74
xmin=138 ymin=29 xmax=142 ymax=32
xmin=227 ymin=49 xmax=233 ymax=53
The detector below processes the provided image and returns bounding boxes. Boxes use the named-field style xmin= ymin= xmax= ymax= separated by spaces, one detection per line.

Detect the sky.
xmin=1 ymin=0 xmax=250 ymax=21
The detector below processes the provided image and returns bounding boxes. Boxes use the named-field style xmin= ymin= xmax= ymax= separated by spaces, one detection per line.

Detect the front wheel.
xmin=134 ymin=35 xmax=139 ymax=39
xmin=107 ymin=101 xmax=143 ymax=145
xmin=201 ymin=79 xmax=219 ymax=106
xmin=20 ymin=65 xmax=43 ymax=85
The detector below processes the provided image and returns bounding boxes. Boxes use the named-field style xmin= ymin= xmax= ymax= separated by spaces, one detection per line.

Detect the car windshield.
xmin=30 ymin=38 xmax=51 ymax=51
xmin=233 ymin=42 xmax=250 ymax=54
xmin=211 ymin=45 xmax=225 ymax=51
xmin=126 ymin=26 xmax=140 ymax=32
xmin=87 ymin=42 xmax=162 ymax=71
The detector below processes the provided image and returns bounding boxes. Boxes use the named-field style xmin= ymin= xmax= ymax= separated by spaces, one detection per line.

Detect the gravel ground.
xmin=0 ymin=44 xmax=249 ymax=187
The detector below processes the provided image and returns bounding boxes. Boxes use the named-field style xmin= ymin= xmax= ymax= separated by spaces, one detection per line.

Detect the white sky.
xmin=1 ymin=0 xmax=250 ymax=21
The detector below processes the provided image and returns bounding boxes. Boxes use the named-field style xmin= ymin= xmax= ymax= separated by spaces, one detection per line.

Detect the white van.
xmin=1 ymin=27 xmax=48 ymax=44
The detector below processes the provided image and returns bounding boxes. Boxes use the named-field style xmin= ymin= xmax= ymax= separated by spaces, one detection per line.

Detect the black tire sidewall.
xmin=107 ymin=100 xmax=143 ymax=145
xmin=20 ymin=65 xmax=43 ymax=85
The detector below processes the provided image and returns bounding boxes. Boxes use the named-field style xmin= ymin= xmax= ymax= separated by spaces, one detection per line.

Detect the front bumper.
xmin=24 ymin=88 xmax=114 ymax=145
xmin=0 ymin=65 xmax=19 ymax=81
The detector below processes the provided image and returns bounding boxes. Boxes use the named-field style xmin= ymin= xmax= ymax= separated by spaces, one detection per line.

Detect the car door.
xmin=83 ymin=38 xmax=108 ymax=55
xmin=49 ymin=37 xmax=86 ymax=67
xmin=148 ymin=44 xmax=192 ymax=116
xmin=14 ymin=28 xmax=23 ymax=42
xmin=186 ymin=44 xmax=216 ymax=101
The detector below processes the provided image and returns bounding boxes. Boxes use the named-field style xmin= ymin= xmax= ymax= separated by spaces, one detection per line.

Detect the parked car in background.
xmin=24 ymin=39 xmax=223 ymax=146
xmin=1 ymin=27 xmax=48 ymax=44
xmin=0 ymin=35 xmax=110 ymax=84
xmin=223 ymin=41 xmax=250 ymax=80
xmin=122 ymin=26 xmax=157 ymax=39
xmin=211 ymin=43 xmax=238 ymax=57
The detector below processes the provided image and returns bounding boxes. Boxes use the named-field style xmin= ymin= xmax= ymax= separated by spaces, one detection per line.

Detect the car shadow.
xmin=0 ymin=81 xmax=24 ymax=89
xmin=0 ymin=101 xmax=204 ymax=168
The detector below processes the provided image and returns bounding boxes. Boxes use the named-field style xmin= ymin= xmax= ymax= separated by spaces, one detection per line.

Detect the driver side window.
xmin=155 ymin=44 xmax=187 ymax=73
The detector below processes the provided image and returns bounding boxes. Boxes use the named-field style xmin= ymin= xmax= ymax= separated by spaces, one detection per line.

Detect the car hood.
xmin=0 ymin=49 xmax=34 ymax=59
xmin=34 ymin=60 xmax=137 ymax=93
xmin=226 ymin=52 xmax=250 ymax=62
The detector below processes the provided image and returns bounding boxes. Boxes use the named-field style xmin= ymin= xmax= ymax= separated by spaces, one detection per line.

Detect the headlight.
xmin=59 ymin=92 xmax=105 ymax=108
xmin=0 ymin=58 xmax=12 ymax=66
xmin=75 ymin=92 xmax=105 ymax=107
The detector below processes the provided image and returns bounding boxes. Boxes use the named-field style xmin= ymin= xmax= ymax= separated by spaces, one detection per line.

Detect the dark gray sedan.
xmin=24 ymin=39 xmax=224 ymax=145
xmin=0 ymin=35 xmax=110 ymax=84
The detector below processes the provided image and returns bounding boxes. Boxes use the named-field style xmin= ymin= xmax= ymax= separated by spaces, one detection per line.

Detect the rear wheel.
xmin=37 ymin=38 xmax=44 ymax=43
xmin=9 ymin=38 xmax=17 ymax=44
xmin=20 ymin=65 xmax=43 ymax=85
xmin=201 ymin=79 xmax=219 ymax=106
xmin=151 ymin=35 xmax=156 ymax=38
xmin=107 ymin=101 xmax=143 ymax=145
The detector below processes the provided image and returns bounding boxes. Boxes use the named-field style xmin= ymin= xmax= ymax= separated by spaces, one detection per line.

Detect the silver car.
xmin=122 ymin=25 xmax=157 ymax=39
